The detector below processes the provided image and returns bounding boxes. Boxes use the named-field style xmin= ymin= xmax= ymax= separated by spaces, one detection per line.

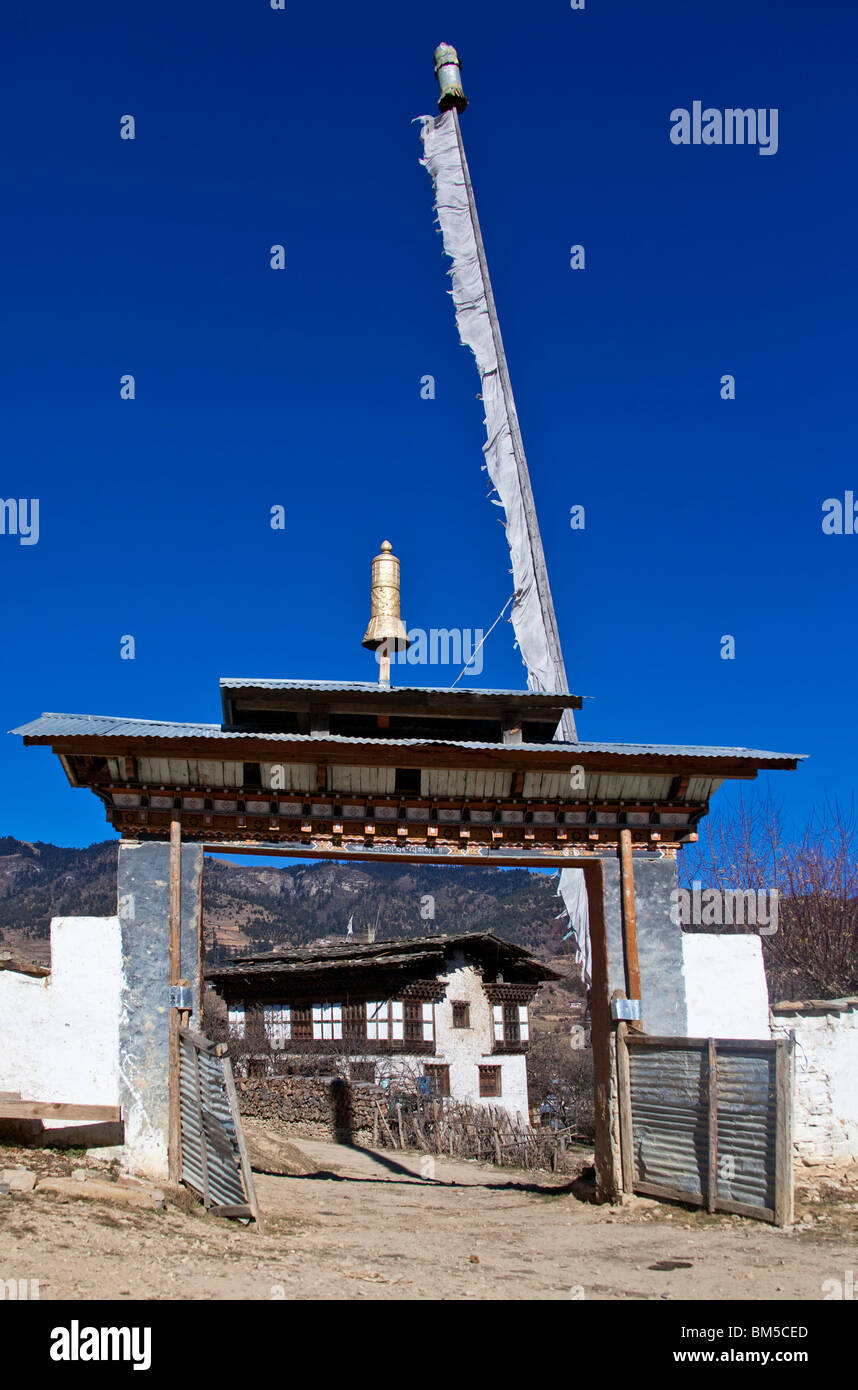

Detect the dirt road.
xmin=1 ymin=1132 xmax=855 ymax=1300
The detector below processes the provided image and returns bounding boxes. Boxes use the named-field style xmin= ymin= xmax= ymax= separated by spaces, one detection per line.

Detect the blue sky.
xmin=2 ymin=0 xmax=855 ymax=847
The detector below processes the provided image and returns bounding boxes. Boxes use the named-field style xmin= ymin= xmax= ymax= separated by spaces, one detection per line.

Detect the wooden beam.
xmin=0 ymin=1101 xmax=121 ymax=1122
xmin=583 ymin=859 xmax=620 ymax=1202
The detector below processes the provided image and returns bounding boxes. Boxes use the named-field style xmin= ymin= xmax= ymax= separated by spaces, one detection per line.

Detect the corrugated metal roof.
xmin=220 ymin=677 xmax=580 ymax=704
xmin=9 ymin=713 xmax=806 ymax=763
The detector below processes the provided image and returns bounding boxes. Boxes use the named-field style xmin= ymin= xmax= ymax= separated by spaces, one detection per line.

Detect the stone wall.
xmin=771 ymin=999 xmax=858 ymax=1164
xmin=235 ymin=1074 xmax=379 ymax=1141
xmin=117 ymin=840 xmax=204 ymax=1180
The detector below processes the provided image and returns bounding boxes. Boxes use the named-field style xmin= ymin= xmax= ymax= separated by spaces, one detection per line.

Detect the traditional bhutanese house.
xmin=209 ymin=931 xmax=559 ymax=1117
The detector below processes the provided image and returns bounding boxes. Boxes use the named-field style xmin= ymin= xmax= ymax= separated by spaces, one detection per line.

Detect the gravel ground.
xmin=0 ymin=1130 xmax=855 ymax=1301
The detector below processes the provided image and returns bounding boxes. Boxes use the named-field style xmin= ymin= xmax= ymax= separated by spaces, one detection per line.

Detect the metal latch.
xmin=170 ymin=985 xmax=193 ymax=1010
xmin=611 ymin=997 xmax=642 ymax=1021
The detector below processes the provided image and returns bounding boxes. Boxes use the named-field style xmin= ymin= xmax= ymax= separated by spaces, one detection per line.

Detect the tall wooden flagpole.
xmin=432 ymin=45 xmax=577 ymax=741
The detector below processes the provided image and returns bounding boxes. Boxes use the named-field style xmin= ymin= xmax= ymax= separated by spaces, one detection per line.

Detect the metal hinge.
xmin=611 ymin=997 xmax=642 ymax=1021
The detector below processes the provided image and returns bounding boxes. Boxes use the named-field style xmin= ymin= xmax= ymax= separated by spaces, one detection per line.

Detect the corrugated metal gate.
xmin=179 ymin=1027 xmax=262 ymax=1226
xmin=617 ymin=1029 xmax=793 ymax=1225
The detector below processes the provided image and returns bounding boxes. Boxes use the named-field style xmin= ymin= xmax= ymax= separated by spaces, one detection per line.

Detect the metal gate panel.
xmin=626 ymin=1046 xmax=707 ymax=1199
xmin=716 ymin=1050 xmax=777 ymax=1213
xmin=179 ymin=1027 xmax=261 ymax=1224
xmin=619 ymin=1031 xmax=792 ymax=1226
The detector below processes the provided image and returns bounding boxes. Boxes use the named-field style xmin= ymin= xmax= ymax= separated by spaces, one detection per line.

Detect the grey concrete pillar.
xmin=601 ymin=854 xmax=688 ymax=1037
xmin=116 ymin=839 xmax=204 ymax=1179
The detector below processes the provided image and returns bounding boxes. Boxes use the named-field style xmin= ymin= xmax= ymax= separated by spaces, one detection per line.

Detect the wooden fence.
xmin=371 ymin=1096 xmax=589 ymax=1174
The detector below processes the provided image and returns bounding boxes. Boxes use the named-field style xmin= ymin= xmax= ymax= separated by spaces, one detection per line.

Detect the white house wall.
xmin=434 ymin=957 xmax=530 ymax=1119
xmin=681 ymin=934 xmax=771 ymax=1039
xmin=0 ymin=917 xmax=121 ymax=1123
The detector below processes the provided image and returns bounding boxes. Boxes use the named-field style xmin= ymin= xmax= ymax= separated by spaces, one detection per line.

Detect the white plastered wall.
xmin=681 ymin=934 xmax=771 ymax=1039
xmin=433 ymin=956 xmax=530 ymax=1120
xmin=0 ymin=917 xmax=121 ymax=1119
xmin=771 ymin=1003 xmax=858 ymax=1164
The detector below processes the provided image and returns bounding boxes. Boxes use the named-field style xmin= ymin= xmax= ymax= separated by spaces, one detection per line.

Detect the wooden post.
xmin=396 ymin=1103 xmax=405 ymax=1150
xmin=584 ymin=859 xmax=621 ymax=1202
xmin=221 ymin=1052 xmax=265 ymax=1232
xmin=774 ymin=1036 xmax=794 ymax=1227
xmin=618 ymin=829 xmax=643 ymax=1030
xmin=433 ymin=1099 xmax=442 ymax=1155
xmin=196 ymin=851 xmax=205 ymax=1026
xmin=616 ymin=1019 xmax=635 ymax=1194
xmin=706 ymin=1038 xmax=718 ymax=1214
xmin=168 ymin=814 xmax=182 ymax=1184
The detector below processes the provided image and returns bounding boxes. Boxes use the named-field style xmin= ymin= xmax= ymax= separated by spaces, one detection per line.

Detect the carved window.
xmin=479 ymin=1065 xmax=502 ymax=1098
xmin=424 ymin=1064 xmax=450 ymax=1097
xmin=452 ymin=1002 xmax=470 ymax=1029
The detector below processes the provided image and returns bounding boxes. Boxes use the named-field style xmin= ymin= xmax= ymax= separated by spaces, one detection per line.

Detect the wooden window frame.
xmin=262 ymin=1003 xmax=291 ymax=1049
xmin=451 ymin=1001 xmax=470 ymax=1029
xmin=424 ymin=1063 xmax=450 ymax=1098
xmin=478 ymin=1065 xmax=502 ymax=1098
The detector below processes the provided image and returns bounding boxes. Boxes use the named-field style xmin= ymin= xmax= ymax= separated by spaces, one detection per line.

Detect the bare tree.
xmin=681 ymin=792 xmax=858 ymax=1001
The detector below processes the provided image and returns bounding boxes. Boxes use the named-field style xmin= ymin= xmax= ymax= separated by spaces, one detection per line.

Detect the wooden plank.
xmin=706 ymin=1038 xmax=718 ymax=1214
xmin=221 ymin=1052 xmax=264 ymax=1232
xmin=624 ymin=1034 xmax=776 ymax=1054
xmin=774 ymin=1036 xmax=794 ymax=1228
xmin=615 ymin=1020 xmax=635 ymax=1194
xmin=0 ymin=1102 xmax=121 ymax=1122
xmin=209 ymin=1203 xmax=254 ymax=1220
xmin=374 ymin=1102 xmax=395 ymax=1148
xmin=168 ymin=814 xmax=182 ymax=1185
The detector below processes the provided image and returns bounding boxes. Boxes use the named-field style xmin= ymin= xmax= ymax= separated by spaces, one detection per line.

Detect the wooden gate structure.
xmin=617 ymin=1025 xmax=794 ymax=1225
xmin=178 ymin=1026 xmax=262 ymax=1227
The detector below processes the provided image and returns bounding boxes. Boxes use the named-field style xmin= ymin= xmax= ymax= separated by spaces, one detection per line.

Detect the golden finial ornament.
xmin=362 ymin=540 xmax=410 ymax=686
